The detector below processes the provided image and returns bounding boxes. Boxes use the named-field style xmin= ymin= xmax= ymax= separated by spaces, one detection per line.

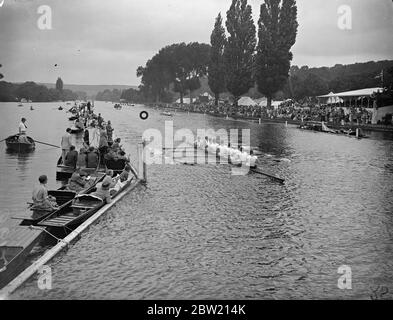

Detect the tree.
xmin=56 ymin=77 xmax=63 ymax=91
xmin=384 ymin=66 xmax=393 ymax=90
xmin=137 ymin=42 xmax=210 ymax=103
xmin=224 ymin=0 xmax=256 ymax=107
xmin=172 ymin=42 xmax=210 ymax=103
xmin=255 ymin=0 xmax=298 ymax=108
xmin=208 ymin=13 xmax=227 ymax=106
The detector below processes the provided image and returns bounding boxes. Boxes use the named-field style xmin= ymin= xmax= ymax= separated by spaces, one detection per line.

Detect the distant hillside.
xmin=40 ymin=83 xmax=138 ymax=98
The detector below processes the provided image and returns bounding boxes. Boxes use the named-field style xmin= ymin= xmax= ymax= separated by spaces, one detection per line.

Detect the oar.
xmin=251 ymin=168 xmax=285 ymax=184
xmin=35 ymin=140 xmax=61 ymax=148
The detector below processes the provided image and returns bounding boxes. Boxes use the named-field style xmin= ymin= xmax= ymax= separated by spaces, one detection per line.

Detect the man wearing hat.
xmin=68 ymin=169 xmax=90 ymax=192
xmin=91 ymin=180 xmax=112 ymax=204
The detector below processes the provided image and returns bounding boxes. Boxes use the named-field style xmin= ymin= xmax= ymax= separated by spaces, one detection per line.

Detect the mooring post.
xmin=142 ymin=139 xmax=147 ymax=183
xmin=259 ymin=118 xmax=261 ymax=125
xmin=356 ymin=128 xmax=359 ymax=139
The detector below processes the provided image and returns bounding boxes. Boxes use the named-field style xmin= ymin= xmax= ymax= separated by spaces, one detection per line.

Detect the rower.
xmin=246 ymin=150 xmax=258 ymax=169
xmin=239 ymin=147 xmax=248 ymax=165
xmin=18 ymin=117 xmax=29 ymax=143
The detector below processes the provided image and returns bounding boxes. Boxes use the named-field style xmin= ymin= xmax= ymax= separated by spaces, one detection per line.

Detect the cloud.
xmin=0 ymin=0 xmax=392 ymax=84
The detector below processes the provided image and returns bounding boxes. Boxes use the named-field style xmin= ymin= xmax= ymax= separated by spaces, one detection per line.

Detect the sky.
xmin=0 ymin=0 xmax=392 ymax=85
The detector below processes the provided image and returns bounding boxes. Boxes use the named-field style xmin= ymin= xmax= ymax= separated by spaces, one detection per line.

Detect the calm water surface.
xmin=1 ymin=101 xmax=393 ymax=299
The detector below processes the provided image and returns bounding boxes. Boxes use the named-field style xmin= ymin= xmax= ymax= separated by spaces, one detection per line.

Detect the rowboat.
xmin=15 ymin=176 xmax=104 ymax=227
xmin=56 ymin=151 xmax=101 ymax=180
xmin=161 ymin=111 xmax=173 ymax=117
xmin=188 ymin=141 xmax=284 ymax=183
xmin=299 ymin=121 xmax=369 ymax=139
xmin=0 ymin=226 xmax=44 ymax=289
xmin=5 ymin=134 xmax=35 ymax=152
xmin=38 ymin=169 xmax=136 ymax=231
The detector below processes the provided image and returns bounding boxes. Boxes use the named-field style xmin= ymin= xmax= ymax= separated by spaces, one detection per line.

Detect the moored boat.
xmin=38 ymin=169 xmax=136 ymax=231
xmin=56 ymin=149 xmax=103 ymax=180
xmin=0 ymin=226 xmax=44 ymax=289
xmin=5 ymin=134 xmax=35 ymax=152
xmin=161 ymin=111 xmax=173 ymax=117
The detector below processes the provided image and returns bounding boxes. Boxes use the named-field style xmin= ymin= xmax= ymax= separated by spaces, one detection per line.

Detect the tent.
xmin=238 ymin=96 xmax=256 ymax=106
xmin=175 ymin=97 xmax=195 ymax=104
xmin=199 ymin=92 xmax=213 ymax=103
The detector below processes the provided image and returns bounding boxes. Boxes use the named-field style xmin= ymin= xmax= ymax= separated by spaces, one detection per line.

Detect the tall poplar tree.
xmin=208 ymin=13 xmax=227 ymax=106
xmin=56 ymin=77 xmax=63 ymax=91
xmin=223 ymin=0 xmax=256 ymax=107
xmin=255 ymin=0 xmax=298 ymax=108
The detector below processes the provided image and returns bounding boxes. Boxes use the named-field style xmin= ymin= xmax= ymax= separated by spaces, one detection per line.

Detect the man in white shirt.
xmin=18 ymin=118 xmax=29 ymax=143
xmin=246 ymin=150 xmax=258 ymax=169
xmin=61 ymin=128 xmax=72 ymax=165
xmin=19 ymin=117 xmax=27 ymax=134
xmin=239 ymin=147 xmax=248 ymax=166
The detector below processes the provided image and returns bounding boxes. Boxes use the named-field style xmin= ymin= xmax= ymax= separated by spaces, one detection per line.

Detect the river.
xmin=1 ymin=101 xmax=393 ymax=299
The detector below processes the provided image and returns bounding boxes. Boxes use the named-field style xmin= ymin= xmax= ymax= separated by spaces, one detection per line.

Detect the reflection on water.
xmin=1 ymin=102 xmax=393 ymax=299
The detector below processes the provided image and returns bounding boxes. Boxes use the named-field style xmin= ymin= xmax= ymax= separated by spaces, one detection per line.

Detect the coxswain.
xmin=239 ymin=147 xmax=248 ymax=165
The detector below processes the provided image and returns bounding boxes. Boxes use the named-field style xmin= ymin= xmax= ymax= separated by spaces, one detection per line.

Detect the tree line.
xmin=137 ymin=0 xmax=298 ymax=108
xmin=0 ymin=77 xmax=87 ymax=102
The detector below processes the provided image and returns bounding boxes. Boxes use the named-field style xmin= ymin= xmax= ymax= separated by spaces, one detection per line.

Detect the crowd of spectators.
xmin=162 ymin=100 xmax=379 ymax=125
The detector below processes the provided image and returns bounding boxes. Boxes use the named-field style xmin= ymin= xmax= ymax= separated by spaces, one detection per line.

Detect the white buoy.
xmin=285 ymin=121 xmax=288 ymax=127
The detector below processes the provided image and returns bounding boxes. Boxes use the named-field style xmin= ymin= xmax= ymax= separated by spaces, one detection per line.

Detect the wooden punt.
xmin=38 ymin=172 xmax=135 ymax=231
xmin=15 ymin=175 xmax=104 ymax=226
xmin=0 ymin=226 xmax=44 ymax=289
xmin=5 ymin=134 xmax=35 ymax=152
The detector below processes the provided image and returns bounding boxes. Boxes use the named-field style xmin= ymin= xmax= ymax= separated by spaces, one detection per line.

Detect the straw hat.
xmin=101 ymin=181 xmax=110 ymax=190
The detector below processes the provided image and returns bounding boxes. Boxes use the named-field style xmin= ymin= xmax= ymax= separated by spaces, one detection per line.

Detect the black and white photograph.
xmin=0 ymin=0 xmax=393 ymax=305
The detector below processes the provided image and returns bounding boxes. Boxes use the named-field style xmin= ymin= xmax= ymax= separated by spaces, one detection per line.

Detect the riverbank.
xmin=143 ymin=103 xmax=393 ymax=133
